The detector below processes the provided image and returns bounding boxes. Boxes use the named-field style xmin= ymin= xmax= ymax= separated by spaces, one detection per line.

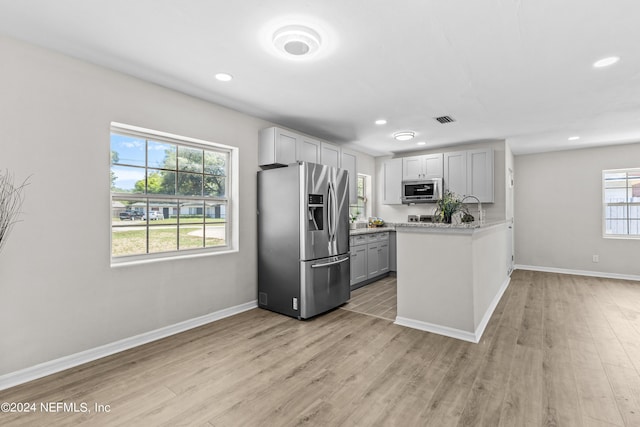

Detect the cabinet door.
xmin=350 ymin=245 xmax=367 ymax=286
xmin=402 ymin=156 xmax=423 ymax=180
xmin=341 ymin=149 xmax=358 ymax=205
xmin=423 ymin=153 xmax=444 ymax=178
xmin=258 ymin=127 xmax=297 ymax=167
xmin=467 ymin=148 xmax=494 ymax=202
xmin=321 ymin=142 xmax=340 ymax=168
xmin=444 ymin=151 xmax=467 ymax=196
xmin=382 ymin=158 xmax=403 ymax=205
xmin=297 ymin=137 xmax=320 ymax=163
xmin=367 ymin=243 xmax=380 ymax=277
xmin=378 ymin=242 xmax=389 ymax=274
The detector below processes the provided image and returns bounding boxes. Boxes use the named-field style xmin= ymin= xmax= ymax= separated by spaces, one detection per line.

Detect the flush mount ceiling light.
xmin=375 ymin=119 xmax=387 ymax=125
xmin=273 ymin=25 xmax=321 ymax=57
xmin=593 ymin=56 xmax=620 ymax=68
xmin=215 ymin=73 xmax=233 ymax=82
xmin=568 ymin=136 xmax=580 ymax=141
xmin=416 ymin=141 xmax=427 ymax=146
xmin=393 ymin=131 xmax=415 ymax=141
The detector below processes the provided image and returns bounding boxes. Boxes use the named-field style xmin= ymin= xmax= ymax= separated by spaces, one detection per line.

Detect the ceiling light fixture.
xmin=568 ymin=136 xmax=580 ymax=141
xmin=215 ymin=73 xmax=233 ymax=82
xmin=593 ymin=56 xmax=620 ymax=68
xmin=375 ymin=119 xmax=387 ymax=125
xmin=416 ymin=141 xmax=426 ymax=146
xmin=393 ymin=131 xmax=415 ymax=141
xmin=273 ymin=25 xmax=321 ymax=57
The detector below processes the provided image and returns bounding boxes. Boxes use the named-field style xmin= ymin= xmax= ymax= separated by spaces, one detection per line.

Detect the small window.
xmin=349 ymin=174 xmax=367 ymax=220
xmin=110 ymin=123 xmax=234 ymax=261
xmin=603 ymin=168 xmax=640 ymax=238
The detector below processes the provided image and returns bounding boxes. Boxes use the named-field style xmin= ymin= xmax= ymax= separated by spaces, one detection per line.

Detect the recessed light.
xmin=375 ymin=119 xmax=387 ymax=125
xmin=273 ymin=25 xmax=321 ymax=57
xmin=416 ymin=141 xmax=426 ymax=146
xmin=593 ymin=56 xmax=620 ymax=68
xmin=568 ymin=136 xmax=580 ymax=141
xmin=215 ymin=73 xmax=233 ymax=82
xmin=393 ymin=131 xmax=415 ymax=141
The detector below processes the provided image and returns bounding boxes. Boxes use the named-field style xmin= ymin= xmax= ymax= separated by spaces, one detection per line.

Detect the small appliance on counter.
xmin=257 ymin=162 xmax=350 ymax=320
xmin=407 ymin=214 xmax=434 ymax=223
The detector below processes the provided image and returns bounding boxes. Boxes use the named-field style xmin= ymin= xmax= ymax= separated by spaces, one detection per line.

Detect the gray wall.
xmin=0 ymin=35 xmax=269 ymax=375
xmin=514 ymin=142 xmax=640 ymax=277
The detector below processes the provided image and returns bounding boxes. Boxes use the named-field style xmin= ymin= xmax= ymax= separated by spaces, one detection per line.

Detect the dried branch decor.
xmin=0 ymin=170 xmax=30 ymax=254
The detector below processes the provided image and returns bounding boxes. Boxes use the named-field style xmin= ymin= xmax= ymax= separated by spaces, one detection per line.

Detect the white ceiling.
xmin=1 ymin=0 xmax=639 ymax=156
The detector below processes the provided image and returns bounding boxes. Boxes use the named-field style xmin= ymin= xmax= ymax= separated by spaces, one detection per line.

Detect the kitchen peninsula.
xmin=394 ymin=220 xmax=511 ymax=343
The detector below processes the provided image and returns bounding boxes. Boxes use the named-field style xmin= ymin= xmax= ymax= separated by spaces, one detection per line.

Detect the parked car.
xmin=143 ymin=211 xmax=164 ymax=220
xmin=119 ymin=210 xmax=144 ymax=220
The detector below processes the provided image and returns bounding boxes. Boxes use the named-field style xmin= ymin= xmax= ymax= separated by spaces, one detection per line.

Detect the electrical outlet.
xmin=592 ymin=255 xmax=599 ymax=263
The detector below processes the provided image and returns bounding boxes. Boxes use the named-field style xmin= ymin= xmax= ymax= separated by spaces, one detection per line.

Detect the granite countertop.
xmin=349 ymin=220 xmax=505 ymax=235
xmin=394 ymin=220 xmax=506 ymax=233
xmin=349 ymin=226 xmax=395 ymax=235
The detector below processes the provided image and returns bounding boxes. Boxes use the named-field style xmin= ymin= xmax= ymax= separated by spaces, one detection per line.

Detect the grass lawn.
xmin=112 ymin=226 xmax=225 ymax=256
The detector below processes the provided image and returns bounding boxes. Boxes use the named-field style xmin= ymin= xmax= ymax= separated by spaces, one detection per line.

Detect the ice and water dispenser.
xmin=307 ymin=194 xmax=324 ymax=231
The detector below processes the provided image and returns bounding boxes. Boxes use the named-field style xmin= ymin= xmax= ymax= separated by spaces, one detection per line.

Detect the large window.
xmin=603 ymin=168 xmax=640 ymax=237
xmin=110 ymin=123 xmax=233 ymax=260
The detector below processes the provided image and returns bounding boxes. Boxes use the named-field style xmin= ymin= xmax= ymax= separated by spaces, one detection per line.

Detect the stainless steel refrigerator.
xmin=257 ymin=162 xmax=350 ymax=319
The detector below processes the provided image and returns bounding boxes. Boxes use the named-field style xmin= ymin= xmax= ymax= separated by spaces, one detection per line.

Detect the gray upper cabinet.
xmin=443 ymin=151 xmax=467 ymax=196
xmin=341 ymin=149 xmax=358 ymax=204
xmin=381 ymin=158 xmax=402 ymax=205
xmin=444 ymin=148 xmax=494 ymax=202
xmin=321 ymin=141 xmax=341 ymax=169
xmin=402 ymin=153 xmax=443 ymax=180
xmin=467 ymin=148 xmax=494 ymax=202
xmin=297 ymin=136 xmax=320 ymax=163
xmin=258 ymin=127 xmax=297 ymax=167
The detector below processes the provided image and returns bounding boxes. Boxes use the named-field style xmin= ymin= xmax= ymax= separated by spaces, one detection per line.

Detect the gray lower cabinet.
xmin=378 ymin=242 xmax=389 ymax=274
xmin=350 ymin=231 xmax=390 ymax=288
xmin=350 ymin=245 xmax=367 ymax=285
xmin=367 ymin=243 xmax=379 ymax=277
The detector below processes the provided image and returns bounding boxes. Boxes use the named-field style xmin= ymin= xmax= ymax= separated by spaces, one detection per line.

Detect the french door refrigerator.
xmin=258 ymin=162 xmax=350 ymax=319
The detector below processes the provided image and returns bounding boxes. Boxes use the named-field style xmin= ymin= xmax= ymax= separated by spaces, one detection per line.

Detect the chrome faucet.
xmin=461 ymin=195 xmax=483 ymax=224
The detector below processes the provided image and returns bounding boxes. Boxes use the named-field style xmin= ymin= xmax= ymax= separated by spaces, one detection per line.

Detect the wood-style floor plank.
xmin=2 ymin=270 xmax=640 ymax=426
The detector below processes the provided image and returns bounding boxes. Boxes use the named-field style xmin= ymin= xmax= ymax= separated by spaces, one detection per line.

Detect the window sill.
xmin=603 ymin=235 xmax=640 ymax=240
xmin=110 ymin=247 xmax=239 ymax=268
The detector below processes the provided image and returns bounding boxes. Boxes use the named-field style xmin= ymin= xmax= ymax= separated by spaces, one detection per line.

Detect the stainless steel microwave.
xmin=401 ymin=178 xmax=443 ymax=204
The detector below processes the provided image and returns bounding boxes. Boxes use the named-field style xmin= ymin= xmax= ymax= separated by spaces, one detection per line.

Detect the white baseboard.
xmin=395 ymin=275 xmax=511 ymax=344
xmin=0 ymin=300 xmax=257 ymax=391
xmin=514 ymin=264 xmax=640 ymax=282
xmin=473 ymin=275 xmax=511 ymax=343
xmin=395 ymin=316 xmax=479 ymax=343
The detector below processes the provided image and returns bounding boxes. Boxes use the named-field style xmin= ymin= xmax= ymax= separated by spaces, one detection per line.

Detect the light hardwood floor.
xmin=341 ymin=275 xmax=397 ymax=321
xmin=2 ymin=270 xmax=640 ymax=426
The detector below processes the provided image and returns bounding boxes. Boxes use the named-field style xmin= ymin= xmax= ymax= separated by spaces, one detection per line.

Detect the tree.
xmin=134 ymin=171 xmax=165 ymax=194
xmin=110 ymin=150 xmax=119 ymax=190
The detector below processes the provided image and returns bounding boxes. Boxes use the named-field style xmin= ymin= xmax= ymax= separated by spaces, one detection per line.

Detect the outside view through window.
xmin=110 ymin=129 xmax=229 ymax=258
xmin=603 ymin=168 xmax=640 ymax=237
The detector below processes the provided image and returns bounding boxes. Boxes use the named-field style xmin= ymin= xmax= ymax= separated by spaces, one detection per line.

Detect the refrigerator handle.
xmin=311 ymin=256 xmax=349 ymax=268
xmin=327 ymin=182 xmax=335 ymax=241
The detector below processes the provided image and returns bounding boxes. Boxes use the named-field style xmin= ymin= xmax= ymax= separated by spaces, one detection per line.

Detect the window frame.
xmin=602 ymin=167 xmax=640 ymax=239
xmin=110 ymin=122 xmax=239 ymax=265
xmin=350 ymin=174 xmax=368 ymax=221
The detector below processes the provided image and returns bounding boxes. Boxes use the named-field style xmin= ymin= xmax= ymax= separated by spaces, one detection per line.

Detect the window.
xmin=110 ymin=123 xmax=234 ymax=261
xmin=349 ymin=174 xmax=367 ymax=220
xmin=603 ymin=168 xmax=640 ymax=237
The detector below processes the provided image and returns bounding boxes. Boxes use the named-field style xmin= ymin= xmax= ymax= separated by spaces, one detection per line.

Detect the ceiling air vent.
xmin=434 ymin=115 xmax=455 ymax=124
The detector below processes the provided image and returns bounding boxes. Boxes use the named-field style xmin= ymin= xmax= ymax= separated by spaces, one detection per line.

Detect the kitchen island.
xmin=394 ymin=220 xmax=511 ymax=343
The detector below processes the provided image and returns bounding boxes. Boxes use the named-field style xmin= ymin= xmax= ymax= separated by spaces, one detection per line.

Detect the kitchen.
xmin=257 ymin=126 xmax=512 ymax=343
xmin=1 ymin=2 xmax=640 ymax=425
